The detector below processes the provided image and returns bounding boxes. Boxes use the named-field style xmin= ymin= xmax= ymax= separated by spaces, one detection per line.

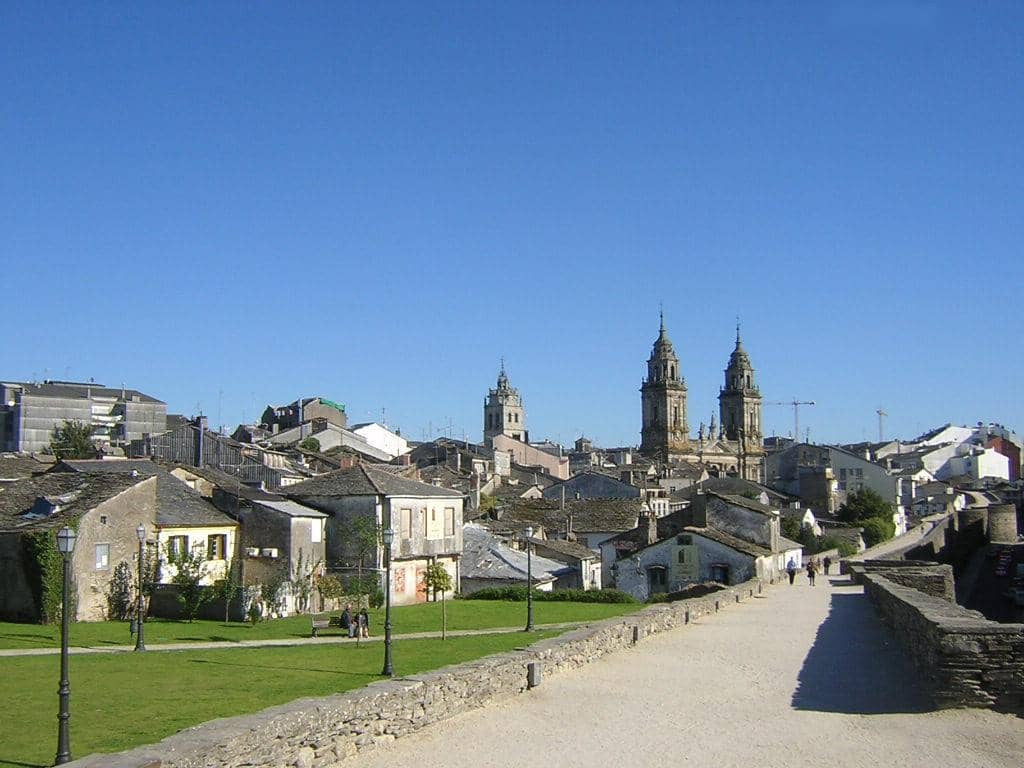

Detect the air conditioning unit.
xmin=260 ymin=548 xmax=279 ymax=558
xmin=245 ymin=547 xmax=260 ymax=557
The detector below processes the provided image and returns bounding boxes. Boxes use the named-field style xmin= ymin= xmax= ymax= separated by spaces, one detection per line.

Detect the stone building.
xmin=483 ymin=363 xmax=527 ymax=447
xmin=639 ymin=320 xmax=764 ymax=480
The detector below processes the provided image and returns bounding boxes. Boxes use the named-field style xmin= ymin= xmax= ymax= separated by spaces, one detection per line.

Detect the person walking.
xmin=823 ymin=555 xmax=832 ymax=575
xmin=786 ymin=557 xmax=797 ymax=585
xmin=341 ymin=603 xmax=355 ymax=638
xmin=806 ymin=559 xmax=817 ymax=586
xmin=358 ymin=608 xmax=370 ymax=638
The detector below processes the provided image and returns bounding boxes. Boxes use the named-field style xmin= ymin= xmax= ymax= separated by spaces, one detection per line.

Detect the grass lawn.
xmin=0 ymin=600 xmax=640 ymax=649
xmin=1 ymin=630 xmax=560 ymax=768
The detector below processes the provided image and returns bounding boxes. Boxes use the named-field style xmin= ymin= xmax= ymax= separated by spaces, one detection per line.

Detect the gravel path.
xmin=355 ymin=576 xmax=1024 ymax=768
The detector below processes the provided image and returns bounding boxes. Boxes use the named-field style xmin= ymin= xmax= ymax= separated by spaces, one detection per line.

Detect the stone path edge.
xmin=65 ymin=579 xmax=771 ymax=768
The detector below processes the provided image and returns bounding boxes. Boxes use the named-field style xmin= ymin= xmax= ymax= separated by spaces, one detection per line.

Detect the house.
xmin=528 ymin=535 xmax=602 ymax=590
xmin=284 ymin=464 xmax=464 ymax=606
xmin=260 ymin=396 xmax=348 ymax=433
xmin=492 ymin=434 xmax=570 ymax=479
xmin=0 ymin=472 xmax=155 ymax=622
xmin=460 ymin=523 xmax=568 ymax=595
xmin=349 ymin=422 xmax=410 ymax=459
xmin=542 ymin=471 xmax=641 ymax=502
xmin=0 ymin=380 xmax=166 ymax=453
xmin=600 ymin=491 xmax=795 ymax=599
xmin=487 ymin=497 xmax=646 ymax=551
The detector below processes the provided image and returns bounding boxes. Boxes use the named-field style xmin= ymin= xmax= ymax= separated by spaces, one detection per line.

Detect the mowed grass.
xmin=0 ymin=599 xmax=640 ymax=649
xmin=1 ymin=630 xmax=559 ymax=768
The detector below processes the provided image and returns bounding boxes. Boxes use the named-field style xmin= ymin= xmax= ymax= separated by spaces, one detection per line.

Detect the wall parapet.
xmin=68 ymin=579 xmax=767 ymax=768
xmin=860 ymin=570 xmax=1024 ymax=713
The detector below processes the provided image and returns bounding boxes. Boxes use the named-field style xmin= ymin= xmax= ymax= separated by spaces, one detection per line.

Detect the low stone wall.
xmin=860 ymin=571 xmax=1024 ymax=713
xmin=69 ymin=579 xmax=767 ymax=768
xmin=848 ymin=560 xmax=955 ymax=602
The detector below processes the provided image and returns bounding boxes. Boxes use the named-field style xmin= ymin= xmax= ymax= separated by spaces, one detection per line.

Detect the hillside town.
xmin=2 ymin=321 xmax=1021 ymax=624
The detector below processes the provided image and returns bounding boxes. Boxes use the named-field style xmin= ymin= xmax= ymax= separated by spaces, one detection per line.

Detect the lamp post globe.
xmin=55 ymin=526 xmax=76 ymax=765
xmin=524 ymin=526 xmax=534 ymax=632
xmin=381 ymin=527 xmax=395 ymax=677
xmin=135 ymin=524 xmax=146 ymax=652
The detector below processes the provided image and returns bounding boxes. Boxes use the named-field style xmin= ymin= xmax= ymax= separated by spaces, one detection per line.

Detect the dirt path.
xmin=354 ymin=576 xmax=1024 ymax=768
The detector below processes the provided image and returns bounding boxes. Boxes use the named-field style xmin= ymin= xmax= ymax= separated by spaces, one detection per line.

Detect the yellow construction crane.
xmin=768 ymin=399 xmax=816 ymax=442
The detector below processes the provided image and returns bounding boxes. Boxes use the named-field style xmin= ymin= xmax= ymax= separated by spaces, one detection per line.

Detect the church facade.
xmin=640 ymin=317 xmax=764 ymax=481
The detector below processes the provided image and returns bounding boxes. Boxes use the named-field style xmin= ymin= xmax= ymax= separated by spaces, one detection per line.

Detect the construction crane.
xmin=768 ymin=399 xmax=816 ymax=442
xmin=876 ymin=408 xmax=887 ymax=442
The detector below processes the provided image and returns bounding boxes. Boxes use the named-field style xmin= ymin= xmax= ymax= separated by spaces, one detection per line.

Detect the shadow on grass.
xmin=0 ymin=758 xmax=49 ymax=768
xmin=187 ymin=658 xmax=375 ymax=679
xmin=0 ymin=633 xmax=54 ymax=645
xmin=792 ymin=591 xmax=933 ymax=715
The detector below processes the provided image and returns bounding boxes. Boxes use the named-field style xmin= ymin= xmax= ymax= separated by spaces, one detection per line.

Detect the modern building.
xmin=0 ymin=380 xmax=165 ymax=453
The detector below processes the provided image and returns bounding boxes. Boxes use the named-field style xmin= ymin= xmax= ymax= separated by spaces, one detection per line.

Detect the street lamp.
xmin=55 ymin=525 xmax=76 ymax=765
xmin=524 ymin=526 xmax=534 ymax=632
xmin=381 ymin=527 xmax=394 ymax=677
xmin=135 ymin=524 xmax=146 ymax=652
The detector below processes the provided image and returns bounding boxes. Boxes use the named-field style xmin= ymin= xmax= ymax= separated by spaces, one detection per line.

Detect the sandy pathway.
xmin=354 ymin=576 xmax=1024 ymax=768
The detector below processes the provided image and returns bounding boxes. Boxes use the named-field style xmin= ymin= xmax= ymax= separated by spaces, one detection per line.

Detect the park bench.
xmin=311 ymin=612 xmax=346 ymax=638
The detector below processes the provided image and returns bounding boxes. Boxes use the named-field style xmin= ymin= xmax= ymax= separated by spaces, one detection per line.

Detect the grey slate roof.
xmin=6 ymin=380 xmax=163 ymax=404
xmin=461 ymin=524 xmax=567 ymax=583
xmin=0 ymin=454 xmax=56 ymax=481
xmin=283 ymin=464 xmax=462 ymax=499
xmin=254 ymin=499 xmax=327 ymax=519
xmin=0 ymin=473 xmax=142 ymax=533
xmin=54 ymin=459 xmax=161 ymax=476
xmin=529 ymin=536 xmax=598 ymax=561
xmin=493 ymin=498 xmax=645 ymax=535
xmin=684 ymin=526 xmax=771 ymax=558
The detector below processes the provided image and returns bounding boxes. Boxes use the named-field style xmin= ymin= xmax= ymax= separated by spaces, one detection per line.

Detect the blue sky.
xmin=3 ymin=2 xmax=1022 ymax=448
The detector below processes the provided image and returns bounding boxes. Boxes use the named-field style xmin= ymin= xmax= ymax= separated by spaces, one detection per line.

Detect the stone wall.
xmin=848 ymin=560 xmax=955 ymax=602
xmin=66 ymin=579 xmax=767 ymax=768
xmin=860 ymin=570 xmax=1024 ymax=713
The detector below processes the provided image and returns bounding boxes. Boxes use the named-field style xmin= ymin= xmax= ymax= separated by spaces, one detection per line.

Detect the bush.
xmin=860 ymin=517 xmax=896 ymax=548
xmin=836 ymin=541 xmax=858 ymax=557
xmin=463 ymin=587 xmax=637 ymax=604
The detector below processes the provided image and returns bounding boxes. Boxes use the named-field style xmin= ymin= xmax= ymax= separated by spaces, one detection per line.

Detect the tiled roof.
xmin=254 ymin=499 xmax=327 ymax=519
xmin=0 ymin=473 xmax=143 ymax=532
xmin=283 ymin=464 xmax=462 ymax=499
xmin=684 ymin=526 xmax=771 ymax=558
xmin=0 ymin=454 xmax=56 ymax=481
xmin=492 ymin=498 xmax=644 ymax=534
xmin=55 ymin=459 xmax=161 ymax=476
xmin=461 ymin=524 xmax=567 ymax=583
xmin=529 ymin=536 xmax=598 ymax=561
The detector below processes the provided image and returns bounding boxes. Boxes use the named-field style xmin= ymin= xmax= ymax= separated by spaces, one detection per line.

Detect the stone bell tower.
xmin=640 ymin=314 xmax=689 ymax=459
xmin=483 ymin=361 xmax=527 ymax=447
xmin=718 ymin=324 xmax=762 ymax=449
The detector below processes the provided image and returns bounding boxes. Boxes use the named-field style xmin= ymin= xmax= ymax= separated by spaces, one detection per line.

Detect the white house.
xmin=350 ymin=422 xmax=410 ymax=459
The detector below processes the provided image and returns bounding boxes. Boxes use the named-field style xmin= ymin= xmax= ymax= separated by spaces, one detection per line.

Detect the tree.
xmin=316 ymin=574 xmax=345 ymax=611
xmin=422 ymin=562 xmax=454 ymax=639
xmin=837 ymin=488 xmax=893 ymax=524
xmin=780 ymin=517 xmax=802 ymax=541
xmin=860 ymin=517 xmax=896 ymax=548
xmin=106 ymin=561 xmax=134 ymax=621
xmin=210 ymin=558 xmax=242 ymax=624
xmin=290 ymin=549 xmax=320 ymax=614
xmin=299 ymin=436 xmax=321 ymax=453
xmin=339 ymin=516 xmax=380 ymax=605
xmin=49 ymin=420 xmax=97 ymax=459
xmin=166 ymin=544 xmax=213 ymax=622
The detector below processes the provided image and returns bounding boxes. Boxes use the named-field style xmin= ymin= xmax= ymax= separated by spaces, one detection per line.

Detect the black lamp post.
xmin=525 ymin=526 xmax=534 ymax=632
xmin=135 ymin=524 xmax=146 ymax=652
xmin=381 ymin=527 xmax=394 ymax=677
xmin=55 ymin=525 xmax=76 ymax=765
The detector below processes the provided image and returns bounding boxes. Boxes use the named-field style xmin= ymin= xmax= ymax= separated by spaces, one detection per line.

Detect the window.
xmin=311 ymin=519 xmax=322 ymax=543
xmin=167 ymin=535 xmax=189 ymax=558
xmin=207 ymin=534 xmax=227 ymax=560
xmin=401 ymin=508 xmax=412 ymax=539
xmin=647 ymin=566 xmax=667 ymax=593
xmin=95 ymin=543 xmax=110 ymax=570
xmin=444 ymin=507 xmax=455 ymax=537
xmin=678 ymin=549 xmax=686 ymax=564
xmin=711 ymin=564 xmax=730 ymax=584
xmin=99 ymin=515 xmax=108 ymax=525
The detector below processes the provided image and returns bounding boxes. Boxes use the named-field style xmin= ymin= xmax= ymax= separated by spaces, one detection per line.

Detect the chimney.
xmin=645 ymin=507 xmax=659 ymax=546
xmin=298 ymin=398 xmax=304 ymax=424
xmin=456 ymin=452 xmax=462 ymax=473
xmin=690 ymin=490 xmax=708 ymax=527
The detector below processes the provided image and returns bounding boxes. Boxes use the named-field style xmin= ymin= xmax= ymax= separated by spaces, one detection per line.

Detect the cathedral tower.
xmin=483 ymin=362 xmax=527 ymax=447
xmin=718 ymin=324 xmax=762 ymax=449
xmin=640 ymin=315 xmax=689 ymax=459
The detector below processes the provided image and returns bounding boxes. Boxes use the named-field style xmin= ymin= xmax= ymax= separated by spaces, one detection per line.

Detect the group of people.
xmin=785 ymin=555 xmax=832 ymax=586
xmin=340 ymin=604 xmax=370 ymax=638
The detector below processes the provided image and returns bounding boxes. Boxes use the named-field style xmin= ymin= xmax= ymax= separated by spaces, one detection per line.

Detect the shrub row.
xmin=462 ymin=586 xmax=638 ymax=603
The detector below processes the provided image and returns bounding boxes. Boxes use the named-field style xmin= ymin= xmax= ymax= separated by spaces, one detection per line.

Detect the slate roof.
xmin=494 ymin=498 xmax=644 ymax=534
xmin=461 ymin=524 xmax=567 ymax=583
xmin=528 ymin=536 xmax=598 ymax=561
xmin=254 ymin=499 xmax=327 ymax=519
xmin=0 ymin=473 xmax=142 ymax=533
xmin=6 ymin=380 xmax=163 ymax=404
xmin=684 ymin=526 xmax=772 ymax=558
xmin=54 ymin=459 xmax=161 ymax=476
xmin=164 ymin=463 xmax=281 ymax=500
xmin=0 ymin=454 xmax=56 ymax=481
xmin=283 ymin=464 xmax=462 ymax=499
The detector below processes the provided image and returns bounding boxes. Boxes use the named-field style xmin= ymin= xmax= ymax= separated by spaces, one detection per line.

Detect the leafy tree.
xmin=838 ymin=488 xmax=894 ymax=524
xmin=210 ymin=558 xmax=242 ymax=624
xmin=166 ymin=544 xmax=212 ymax=622
xmin=290 ymin=549 xmax=320 ymax=614
xmin=478 ymin=494 xmax=497 ymax=514
xmin=338 ymin=516 xmax=380 ymax=605
xmin=860 ymin=517 xmax=896 ymax=548
xmin=49 ymin=420 xmax=97 ymax=459
xmin=780 ymin=517 xmax=802 ymax=541
xmin=316 ymin=574 xmax=344 ymax=611
xmin=259 ymin=568 xmax=288 ymax=618
xmin=422 ymin=562 xmax=454 ymax=639
xmin=106 ymin=561 xmax=134 ymax=621
xmin=299 ymin=436 xmax=321 ymax=453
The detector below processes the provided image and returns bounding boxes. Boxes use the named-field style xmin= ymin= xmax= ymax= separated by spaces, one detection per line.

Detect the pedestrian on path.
xmin=341 ymin=603 xmax=355 ymax=638
xmin=806 ymin=559 xmax=817 ymax=586
xmin=823 ymin=555 xmax=832 ymax=575
xmin=786 ymin=557 xmax=797 ymax=585
xmin=359 ymin=608 xmax=370 ymax=638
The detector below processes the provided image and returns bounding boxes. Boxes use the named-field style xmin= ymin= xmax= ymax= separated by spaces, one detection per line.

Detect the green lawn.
xmin=1 ymin=631 xmax=560 ymax=768
xmin=0 ymin=600 xmax=640 ymax=649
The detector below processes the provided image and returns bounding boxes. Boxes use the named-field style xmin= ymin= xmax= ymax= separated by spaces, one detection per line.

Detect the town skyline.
xmin=5 ymin=4 xmax=1022 ymax=447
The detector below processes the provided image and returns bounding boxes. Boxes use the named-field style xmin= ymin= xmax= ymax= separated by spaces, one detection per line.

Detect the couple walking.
xmin=786 ymin=555 xmax=832 ymax=586
xmin=341 ymin=603 xmax=370 ymax=638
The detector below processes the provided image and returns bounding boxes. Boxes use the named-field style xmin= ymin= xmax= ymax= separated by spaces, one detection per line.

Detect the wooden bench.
xmin=311 ymin=613 xmax=345 ymax=638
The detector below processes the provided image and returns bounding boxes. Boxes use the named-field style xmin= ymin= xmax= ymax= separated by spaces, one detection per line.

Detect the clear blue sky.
xmin=3 ymin=2 xmax=1022 ymax=448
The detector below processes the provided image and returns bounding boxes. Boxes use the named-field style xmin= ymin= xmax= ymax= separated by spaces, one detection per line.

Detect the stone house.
xmin=527 ymin=535 xmax=602 ymax=590
xmin=460 ymin=523 xmax=566 ymax=595
xmin=541 ymin=471 xmax=641 ymax=502
xmin=486 ymin=497 xmax=646 ymax=551
xmin=284 ymin=464 xmax=464 ymax=606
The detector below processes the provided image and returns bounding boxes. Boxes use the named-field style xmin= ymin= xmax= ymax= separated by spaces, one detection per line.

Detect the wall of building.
xmin=492 ymin=434 xmax=569 ymax=479
xmin=61 ymin=577 xmax=768 ymax=768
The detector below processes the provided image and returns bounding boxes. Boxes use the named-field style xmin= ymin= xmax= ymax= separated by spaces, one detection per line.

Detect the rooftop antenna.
xmin=876 ymin=408 xmax=887 ymax=442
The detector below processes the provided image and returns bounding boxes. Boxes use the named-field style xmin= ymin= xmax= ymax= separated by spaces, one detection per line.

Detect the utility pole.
xmin=876 ymin=408 xmax=887 ymax=442
xmin=767 ymin=399 xmax=815 ymax=442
